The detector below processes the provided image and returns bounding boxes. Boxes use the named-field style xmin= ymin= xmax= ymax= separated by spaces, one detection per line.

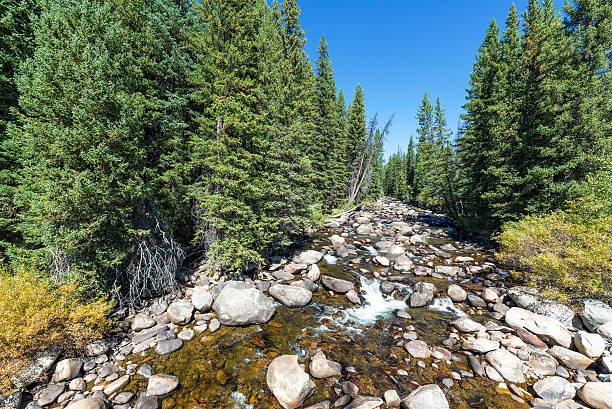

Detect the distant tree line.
xmin=384 ymin=0 xmax=611 ymax=233
xmin=0 ymin=0 xmax=385 ymax=304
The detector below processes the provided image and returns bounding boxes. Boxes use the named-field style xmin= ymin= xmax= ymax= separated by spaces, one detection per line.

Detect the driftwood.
xmin=329 ymin=202 xmax=362 ymax=218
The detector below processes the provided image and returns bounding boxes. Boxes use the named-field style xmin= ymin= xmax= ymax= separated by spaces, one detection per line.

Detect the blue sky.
xmin=297 ymin=0 xmax=533 ymax=158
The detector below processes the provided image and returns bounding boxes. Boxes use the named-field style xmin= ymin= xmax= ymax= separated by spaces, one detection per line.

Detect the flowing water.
xmin=118 ymin=209 xmax=530 ymax=409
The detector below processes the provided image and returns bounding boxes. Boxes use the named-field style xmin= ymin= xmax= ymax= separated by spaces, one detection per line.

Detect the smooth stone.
xmin=137 ymin=364 xmax=153 ymax=378
xmin=400 ymin=384 xmax=449 ymax=409
xmin=374 ymin=256 xmax=390 ymax=267
xmin=343 ymin=396 xmax=384 ymax=409
xmin=346 ymin=290 xmax=361 ymax=304
xmin=575 ymin=331 xmax=606 ymax=359
xmin=447 ymin=284 xmax=467 ymax=302
xmin=462 ymin=339 xmax=500 ymax=354
xmin=404 ymin=340 xmax=431 ymax=359
xmin=597 ymin=321 xmax=612 ymax=339
xmin=452 ymin=316 xmax=485 ymax=333
xmin=508 ymin=286 xmax=575 ymax=327
xmin=132 ymin=313 xmax=156 ymax=331
xmin=166 ymin=299 xmax=194 ymax=325
xmin=113 ymin=392 xmax=134 ymax=405
xmin=98 ymin=362 xmax=119 ymax=378
xmin=581 ymin=299 xmax=612 ymax=331
xmin=134 ymin=395 xmax=159 ymax=409
xmin=191 ymin=286 xmax=213 ymax=311
xmin=409 ymin=282 xmax=436 ymax=307
xmin=356 ymin=224 xmax=372 ymax=235
xmin=505 ymin=307 xmax=572 ymax=348
xmin=306 ymin=264 xmax=320 ymax=281
xmin=309 ymin=351 xmax=342 ymax=378
xmin=269 ymin=284 xmax=312 ymax=307
xmin=485 ymin=348 xmax=526 ymax=383
xmin=434 ymin=265 xmax=462 ymax=277
xmin=69 ymin=378 xmax=86 ymax=391
xmin=64 ymin=397 xmax=106 ymax=409
xmin=342 ymin=381 xmax=360 ymax=397
xmin=208 ymin=318 xmax=221 ymax=332
xmin=384 ymin=390 xmax=401 ymax=407
xmin=533 ymin=376 xmax=575 ymax=403
xmin=527 ymin=351 xmax=558 ymax=376
xmin=156 ymin=338 xmax=183 ymax=355
xmin=52 ymin=358 xmax=83 ymax=382
xmin=212 ymin=281 xmax=276 ymax=325
xmin=35 ymin=383 xmax=66 ymax=406
xmin=549 ymin=346 xmax=595 ymax=370
xmin=147 ymin=374 xmax=179 ymax=396
xmin=266 ymin=355 xmax=315 ymax=409
xmin=293 ymin=250 xmax=323 ymax=265
xmin=321 ymin=276 xmax=354 ymax=294
xmin=178 ymin=328 xmax=194 ymax=341
xmin=103 ymin=374 xmax=129 ymax=395
xmin=578 ymin=382 xmax=612 ymax=409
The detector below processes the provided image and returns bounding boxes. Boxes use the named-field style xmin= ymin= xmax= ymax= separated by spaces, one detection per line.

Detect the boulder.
xmin=267 ymin=355 xmax=315 ymax=409
xmin=134 ymin=396 xmax=159 ymax=409
xmin=321 ymin=276 xmax=354 ymax=294
xmin=481 ymin=288 xmax=498 ymax=302
xmin=597 ymin=321 xmax=612 ymax=339
xmin=52 ymin=359 xmax=82 ymax=382
xmin=434 ymin=266 xmax=462 ymax=277
xmin=191 ymin=286 xmax=213 ymax=311
xmin=346 ymin=290 xmax=361 ymax=304
xmin=575 ymin=331 xmax=606 ymax=359
xmin=527 ymin=351 xmax=558 ymax=376
xmin=309 ymin=351 xmax=342 ymax=379
xmin=13 ymin=347 xmax=61 ymax=389
xmin=533 ymin=376 xmax=575 ymax=404
xmin=485 ymin=348 xmax=526 ymax=383
xmin=508 ymin=286 xmax=575 ymax=328
xmin=549 ymin=346 xmax=594 ymax=370
xmin=356 ymin=224 xmax=372 ymax=235
xmin=577 ymin=382 xmax=612 ymax=409
xmin=35 ymin=384 xmax=65 ymax=406
xmin=166 ymin=299 xmax=194 ymax=325
xmin=394 ymin=255 xmax=414 ymax=272
xmin=462 ymin=339 xmax=500 ymax=354
xmin=451 ymin=317 xmax=485 ymax=333
xmin=64 ymin=397 xmax=106 ymax=409
xmin=580 ymin=299 xmax=612 ymax=331
xmin=400 ymin=384 xmax=449 ymax=409
xmin=404 ymin=340 xmax=431 ymax=359
xmin=132 ymin=314 xmax=156 ymax=332
xmin=212 ymin=281 xmax=276 ymax=325
xmin=505 ymin=307 xmax=572 ymax=348
xmin=384 ymin=390 xmax=401 ymax=408
xmin=269 ymin=285 xmax=312 ymax=307
xmin=294 ymin=250 xmax=323 ymax=265
xmin=374 ymin=256 xmax=390 ymax=267
xmin=447 ymin=284 xmax=467 ymax=302
xmin=408 ymin=282 xmax=436 ymax=307
xmin=147 ymin=374 xmax=179 ymax=396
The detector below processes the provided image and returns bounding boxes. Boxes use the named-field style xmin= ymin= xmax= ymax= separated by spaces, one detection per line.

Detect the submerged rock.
xmin=344 ymin=396 xmax=384 ymax=409
xmin=212 ymin=281 xmax=276 ymax=325
xmin=147 ymin=374 xmax=179 ymax=396
xmin=267 ymin=355 xmax=315 ymax=409
xmin=309 ymin=351 xmax=342 ymax=378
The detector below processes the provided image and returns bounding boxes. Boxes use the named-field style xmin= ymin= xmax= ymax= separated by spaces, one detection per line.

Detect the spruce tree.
xmin=414 ymin=93 xmax=434 ymax=202
xmin=345 ymin=84 xmax=366 ymax=183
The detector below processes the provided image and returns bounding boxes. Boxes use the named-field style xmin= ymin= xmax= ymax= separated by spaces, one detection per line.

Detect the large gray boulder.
xmin=213 ymin=281 xmax=276 ymax=326
xmin=400 ymin=384 xmax=449 ymax=409
xmin=580 ymin=299 xmax=612 ymax=331
xmin=13 ymin=347 xmax=61 ymax=389
xmin=508 ymin=286 xmax=575 ymax=328
xmin=269 ymin=285 xmax=312 ymax=307
xmin=549 ymin=346 xmax=594 ymax=370
xmin=484 ymin=348 xmax=526 ymax=383
xmin=293 ymin=250 xmax=323 ymax=265
xmin=505 ymin=307 xmax=572 ymax=348
xmin=267 ymin=355 xmax=315 ymax=409
xmin=166 ymin=299 xmax=194 ymax=325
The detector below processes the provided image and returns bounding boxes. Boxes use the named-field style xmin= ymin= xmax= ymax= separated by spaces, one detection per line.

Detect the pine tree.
xmin=414 ymin=93 xmax=434 ymax=202
xmin=406 ymin=136 xmax=415 ymax=200
xmin=369 ymin=129 xmax=385 ymax=198
xmin=345 ymin=84 xmax=366 ymax=181
xmin=13 ymin=0 xmax=195 ymax=300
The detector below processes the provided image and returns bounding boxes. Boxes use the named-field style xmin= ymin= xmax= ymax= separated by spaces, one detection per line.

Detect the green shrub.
xmin=0 ymin=266 xmax=113 ymax=393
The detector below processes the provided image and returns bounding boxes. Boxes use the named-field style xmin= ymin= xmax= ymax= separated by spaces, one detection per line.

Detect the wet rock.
xmin=191 ymin=286 xmax=213 ymax=312
xmin=294 ymin=250 xmax=323 ymax=265
xmin=577 ymin=382 xmax=612 ymax=409
xmin=137 ymin=364 xmax=153 ymax=379
xmin=64 ymin=397 xmax=106 ymax=409
xmin=269 ymin=284 xmax=312 ymax=307
xmin=469 ymin=356 xmax=485 ymax=377
xmin=134 ymin=395 xmax=159 ymax=409
xmin=384 ymin=390 xmax=401 ymax=407
xmin=166 ymin=299 xmax=194 ymax=325
xmin=408 ymin=282 xmax=436 ymax=307
xmin=342 ymin=381 xmax=360 ymax=397
xmin=147 ymin=374 xmax=179 ymax=396
xmin=104 ymin=374 xmax=129 ymax=395
xmin=527 ymin=351 xmax=558 ymax=376
xmin=575 ymin=331 xmax=606 ymax=359
xmin=309 ymin=351 xmax=342 ymax=378
xmin=321 ymin=276 xmax=354 ymax=294
xmin=485 ymin=348 xmax=526 ymax=383
xmin=505 ymin=307 xmax=572 ymax=348
xmin=533 ymin=376 xmax=575 ymax=404
xmin=307 ymin=264 xmax=320 ymax=282
xmin=396 ymin=310 xmax=412 ymax=320
xmin=404 ymin=340 xmax=431 ymax=359
xmin=132 ymin=313 xmax=156 ymax=331
xmin=52 ymin=358 xmax=82 ymax=382
xmin=462 ymin=339 xmax=500 ymax=354
xmin=508 ymin=286 xmax=575 ymax=328
xmin=580 ymin=299 xmax=612 ymax=331
xmin=156 ymin=338 xmax=183 ymax=355
xmin=35 ymin=383 xmax=65 ymax=406
xmin=452 ymin=316 xmax=485 ymax=333
xmin=266 ymin=355 xmax=315 ymax=409
xmin=467 ymin=294 xmax=487 ymax=308
xmin=344 ymin=396 xmax=384 ymax=409
xmin=447 ymin=284 xmax=467 ymax=302
xmin=346 ymin=290 xmax=361 ymax=304
xmin=400 ymin=384 xmax=449 ymax=409
xmin=549 ymin=346 xmax=594 ymax=370
xmin=212 ymin=281 xmax=276 ymax=325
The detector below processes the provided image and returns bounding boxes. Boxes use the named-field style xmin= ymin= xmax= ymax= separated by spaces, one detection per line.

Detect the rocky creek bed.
xmin=5 ymin=197 xmax=612 ymax=409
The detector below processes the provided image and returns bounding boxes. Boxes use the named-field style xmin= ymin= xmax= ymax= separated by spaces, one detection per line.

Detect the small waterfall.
xmin=428 ymin=296 xmax=467 ymax=317
xmin=324 ymin=254 xmax=338 ymax=264
xmin=343 ymin=275 xmax=408 ymax=324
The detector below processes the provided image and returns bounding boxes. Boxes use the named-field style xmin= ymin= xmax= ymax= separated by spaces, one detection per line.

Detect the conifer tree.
xmin=406 ymin=136 xmax=415 ymax=200
xmin=345 ymin=84 xmax=367 ymax=179
xmin=414 ymin=93 xmax=434 ymax=201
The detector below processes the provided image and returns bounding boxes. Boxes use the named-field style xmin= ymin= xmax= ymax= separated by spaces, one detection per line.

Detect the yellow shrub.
xmin=0 ymin=266 xmax=113 ymax=393
xmin=497 ymin=212 xmax=612 ymax=303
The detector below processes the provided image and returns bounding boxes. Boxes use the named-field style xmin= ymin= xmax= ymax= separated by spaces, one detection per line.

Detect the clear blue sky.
xmin=297 ymin=0 xmax=532 ymax=158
